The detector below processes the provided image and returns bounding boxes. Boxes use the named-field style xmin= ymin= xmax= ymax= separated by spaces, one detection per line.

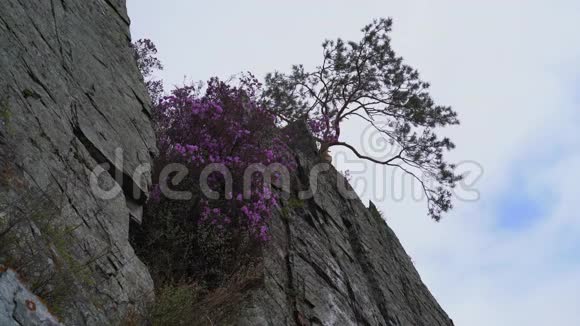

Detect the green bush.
xmin=0 ymin=188 xmax=100 ymax=319
xmin=131 ymin=193 xmax=261 ymax=290
xmin=149 ymin=283 xmax=201 ymax=326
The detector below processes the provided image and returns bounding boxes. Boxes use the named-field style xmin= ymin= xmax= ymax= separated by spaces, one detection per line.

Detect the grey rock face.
xmin=0 ymin=0 xmax=155 ymax=324
xmin=0 ymin=267 xmax=62 ymax=326
xmin=197 ymin=122 xmax=454 ymax=326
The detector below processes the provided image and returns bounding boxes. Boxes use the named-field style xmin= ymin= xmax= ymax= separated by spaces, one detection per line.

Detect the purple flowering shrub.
xmin=307 ymin=113 xmax=340 ymax=144
xmin=131 ymin=63 xmax=297 ymax=284
xmin=150 ymin=76 xmax=296 ymax=241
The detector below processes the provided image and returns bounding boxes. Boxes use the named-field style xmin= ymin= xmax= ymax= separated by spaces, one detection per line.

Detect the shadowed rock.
xmin=0 ymin=0 xmax=156 ymax=323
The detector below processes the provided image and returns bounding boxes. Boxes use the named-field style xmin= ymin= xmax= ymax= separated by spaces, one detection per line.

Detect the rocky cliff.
xmin=0 ymin=0 xmax=156 ymax=324
xmin=0 ymin=1 xmax=453 ymax=325
xmin=185 ymin=122 xmax=454 ymax=326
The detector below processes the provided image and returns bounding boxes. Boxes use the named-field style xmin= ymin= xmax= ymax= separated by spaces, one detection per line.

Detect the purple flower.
xmin=174 ymin=143 xmax=186 ymax=155
xmin=150 ymin=76 xmax=298 ymax=242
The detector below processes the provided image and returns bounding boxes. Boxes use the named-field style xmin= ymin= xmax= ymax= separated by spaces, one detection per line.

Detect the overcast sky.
xmin=127 ymin=1 xmax=580 ymax=325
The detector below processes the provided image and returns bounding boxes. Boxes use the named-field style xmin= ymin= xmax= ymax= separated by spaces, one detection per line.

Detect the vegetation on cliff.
xmin=130 ymin=17 xmax=461 ymax=325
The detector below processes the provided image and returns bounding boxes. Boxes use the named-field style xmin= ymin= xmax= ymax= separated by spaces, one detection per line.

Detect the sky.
xmin=127 ymin=1 xmax=580 ymax=325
